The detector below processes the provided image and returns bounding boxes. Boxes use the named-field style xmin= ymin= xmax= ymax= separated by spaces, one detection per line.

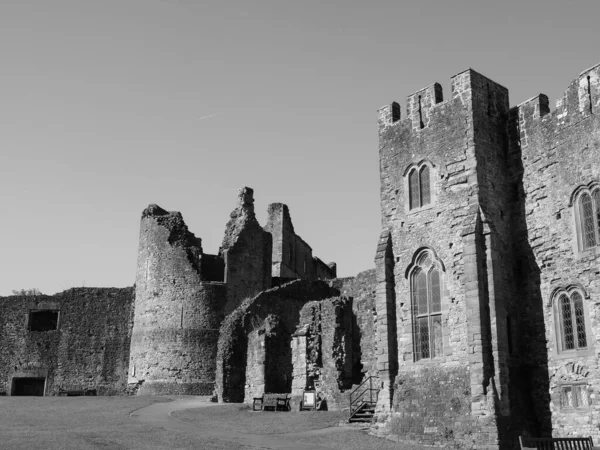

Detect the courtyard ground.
xmin=0 ymin=396 xmax=428 ymax=449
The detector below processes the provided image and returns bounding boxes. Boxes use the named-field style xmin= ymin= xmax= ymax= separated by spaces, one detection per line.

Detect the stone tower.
xmin=128 ymin=204 xmax=226 ymax=395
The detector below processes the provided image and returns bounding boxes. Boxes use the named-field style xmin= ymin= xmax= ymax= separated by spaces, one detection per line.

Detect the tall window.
xmin=408 ymin=165 xmax=432 ymax=210
xmin=411 ymin=250 xmax=443 ymax=361
xmin=574 ymin=186 xmax=600 ymax=251
xmin=558 ymin=292 xmax=587 ymax=352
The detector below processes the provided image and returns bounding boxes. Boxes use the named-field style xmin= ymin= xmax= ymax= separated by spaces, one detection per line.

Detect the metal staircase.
xmin=348 ymin=376 xmax=379 ymax=423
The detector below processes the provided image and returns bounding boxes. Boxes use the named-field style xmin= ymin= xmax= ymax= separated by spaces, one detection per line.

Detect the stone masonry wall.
xmin=511 ymin=63 xmax=600 ymax=441
xmin=0 ymin=287 xmax=134 ymax=396
xmin=215 ymin=279 xmax=338 ymax=404
xmin=329 ymin=269 xmax=378 ymax=381
xmin=264 ymin=202 xmax=336 ymax=281
xmin=221 ymin=188 xmax=272 ymax=315
xmin=129 ymin=204 xmax=226 ymax=395
xmin=374 ymin=71 xmax=510 ymax=448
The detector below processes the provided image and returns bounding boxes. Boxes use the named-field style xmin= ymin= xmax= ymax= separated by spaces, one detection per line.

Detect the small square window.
xmin=560 ymin=384 xmax=590 ymax=409
xmin=29 ymin=310 xmax=59 ymax=332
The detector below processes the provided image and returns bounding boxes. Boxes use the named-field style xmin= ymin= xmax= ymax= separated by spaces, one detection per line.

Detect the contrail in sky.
xmin=197 ymin=112 xmax=222 ymax=121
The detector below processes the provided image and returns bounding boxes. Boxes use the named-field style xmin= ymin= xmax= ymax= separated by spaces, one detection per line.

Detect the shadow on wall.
xmin=215 ymin=280 xmax=339 ymax=403
xmin=500 ymin=110 xmax=551 ymax=440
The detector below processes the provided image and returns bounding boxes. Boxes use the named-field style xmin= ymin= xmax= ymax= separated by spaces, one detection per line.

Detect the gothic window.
xmin=552 ymin=287 xmax=592 ymax=356
xmin=410 ymin=250 xmax=443 ymax=361
xmin=406 ymin=162 xmax=434 ymax=211
xmin=573 ymin=185 xmax=600 ymax=251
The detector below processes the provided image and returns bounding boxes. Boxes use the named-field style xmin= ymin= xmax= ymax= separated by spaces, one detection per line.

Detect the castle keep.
xmin=1 ymin=62 xmax=600 ymax=449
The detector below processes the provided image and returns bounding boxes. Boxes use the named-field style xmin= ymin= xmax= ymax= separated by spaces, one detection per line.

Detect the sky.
xmin=1 ymin=0 xmax=600 ymax=296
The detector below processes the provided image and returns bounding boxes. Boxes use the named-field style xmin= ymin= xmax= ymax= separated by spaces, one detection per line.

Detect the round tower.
xmin=128 ymin=204 xmax=225 ymax=395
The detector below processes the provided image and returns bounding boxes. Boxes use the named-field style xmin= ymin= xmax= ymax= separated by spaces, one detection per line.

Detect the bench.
xmin=519 ymin=436 xmax=597 ymax=449
xmin=58 ymin=388 xmax=97 ymax=397
xmin=252 ymin=393 xmax=291 ymax=412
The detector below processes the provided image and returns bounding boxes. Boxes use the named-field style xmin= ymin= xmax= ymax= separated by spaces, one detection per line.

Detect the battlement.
xmin=378 ymin=68 xmax=509 ymax=134
xmin=510 ymin=63 xmax=600 ymax=140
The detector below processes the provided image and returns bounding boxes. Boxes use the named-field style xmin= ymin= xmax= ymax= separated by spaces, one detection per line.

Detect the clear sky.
xmin=1 ymin=0 xmax=599 ymax=295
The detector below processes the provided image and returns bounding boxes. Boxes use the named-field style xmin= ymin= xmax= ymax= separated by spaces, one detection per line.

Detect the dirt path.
xmin=131 ymin=397 xmax=348 ymax=450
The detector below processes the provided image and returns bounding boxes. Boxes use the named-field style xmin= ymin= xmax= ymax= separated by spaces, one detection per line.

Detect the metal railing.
xmin=349 ymin=376 xmax=379 ymax=417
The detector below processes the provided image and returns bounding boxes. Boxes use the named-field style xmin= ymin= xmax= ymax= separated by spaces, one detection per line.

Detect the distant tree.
xmin=11 ymin=288 xmax=42 ymax=296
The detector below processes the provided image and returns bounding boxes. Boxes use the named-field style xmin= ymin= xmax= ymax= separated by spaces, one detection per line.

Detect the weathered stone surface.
xmin=0 ymin=287 xmax=134 ymax=396
xmin=220 ymin=187 xmax=272 ymax=315
xmin=265 ymin=202 xmax=336 ymax=281
xmin=215 ymin=279 xmax=339 ymax=404
xmin=129 ymin=204 xmax=226 ymax=395
xmin=374 ymin=63 xmax=600 ymax=448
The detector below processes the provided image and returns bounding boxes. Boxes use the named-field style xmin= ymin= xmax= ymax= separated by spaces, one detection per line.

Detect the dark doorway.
xmin=12 ymin=377 xmax=46 ymax=396
xmin=29 ymin=310 xmax=59 ymax=331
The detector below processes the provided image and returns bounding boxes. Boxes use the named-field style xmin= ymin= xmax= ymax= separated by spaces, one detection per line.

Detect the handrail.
xmin=349 ymin=376 xmax=379 ymax=416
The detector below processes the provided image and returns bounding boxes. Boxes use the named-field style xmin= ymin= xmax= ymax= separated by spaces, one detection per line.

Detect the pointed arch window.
xmin=573 ymin=185 xmax=600 ymax=251
xmin=552 ymin=287 xmax=592 ymax=356
xmin=410 ymin=250 xmax=443 ymax=361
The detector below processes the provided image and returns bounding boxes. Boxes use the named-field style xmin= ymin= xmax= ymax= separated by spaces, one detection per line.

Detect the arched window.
xmin=573 ymin=185 xmax=600 ymax=251
xmin=552 ymin=287 xmax=591 ymax=355
xmin=410 ymin=250 xmax=443 ymax=361
xmin=559 ymin=292 xmax=587 ymax=351
xmin=406 ymin=163 xmax=433 ymax=211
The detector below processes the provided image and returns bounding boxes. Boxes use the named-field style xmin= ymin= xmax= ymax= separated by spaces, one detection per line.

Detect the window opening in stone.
xmin=420 ymin=166 xmax=431 ymax=206
xmin=29 ymin=310 xmax=59 ymax=332
xmin=559 ymin=292 xmax=587 ymax=352
xmin=580 ymin=193 xmax=597 ymax=249
xmin=11 ymin=377 xmax=45 ymax=396
xmin=418 ymin=95 xmax=424 ymax=129
xmin=594 ymin=190 xmax=600 ymax=236
xmin=411 ymin=252 xmax=443 ymax=361
xmin=409 ymin=169 xmax=420 ymax=210
xmin=560 ymin=383 xmax=590 ymax=409
xmin=587 ymin=75 xmax=593 ymax=114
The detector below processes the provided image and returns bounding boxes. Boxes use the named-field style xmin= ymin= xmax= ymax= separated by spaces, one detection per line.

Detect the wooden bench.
xmin=58 ymin=388 xmax=97 ymax=397
xmin=252 ymin=393 xmax=291 ymax=412
xmin=519 ymin=436 xmax=597 ymax=449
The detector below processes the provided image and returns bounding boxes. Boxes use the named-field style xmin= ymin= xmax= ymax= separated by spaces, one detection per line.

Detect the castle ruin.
xmin=1 ymin=62 xmax=600 ymax=449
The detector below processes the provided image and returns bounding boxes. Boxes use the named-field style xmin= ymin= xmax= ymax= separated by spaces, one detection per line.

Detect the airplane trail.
xmin=197 ymin=112 xmax=222 ymax=121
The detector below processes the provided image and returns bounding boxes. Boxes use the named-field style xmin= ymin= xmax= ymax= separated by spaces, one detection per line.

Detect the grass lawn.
xmin=0 ymin=396 xmax=430 ymax=450
xmin=172 ymin=404 xmax=346 ymax=434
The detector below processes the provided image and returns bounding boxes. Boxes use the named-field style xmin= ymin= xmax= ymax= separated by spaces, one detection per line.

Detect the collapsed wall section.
xmin=0 ymin=287 xmax=134 ymax=396
xmin=265 ymin=202 xmax=336 ymax=282
xmin=215 ymin=279 xmax=338 ymax=404
xmin=220 ymin=188 xmax=272 ymax=315
xmin=129 ymin=204 xmax=226 ymax=395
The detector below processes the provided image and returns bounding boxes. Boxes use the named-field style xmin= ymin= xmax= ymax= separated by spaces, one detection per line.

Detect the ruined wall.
xmin=221 ymin=188 xmax=272 ymax=315
xmin=0 ymin=287 xmax=134 ymax=396
xmin=264 ymin=202 xmax=336 ymax=281
xmin=511 ymin=63 xmax=600 ymax=440
xmin=129 ymin=204 xmax=226 ymax=395
xmin=215 ymin=279 xmax=338 ymax=404
xmin=291 ymin=296 xmax=354 ymax=410
xmin=329 ymin=269 xmax=378 ymax=381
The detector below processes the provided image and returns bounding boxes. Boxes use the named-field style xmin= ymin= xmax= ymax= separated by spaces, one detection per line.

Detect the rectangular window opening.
xmin=29 ymin=310 xmax=59 ymax=332
xmin=560 ymin=384 xmax=590 ymax=409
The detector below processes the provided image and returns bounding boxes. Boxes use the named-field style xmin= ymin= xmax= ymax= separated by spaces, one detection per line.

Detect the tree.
xmin=11 ymin=288 xmax=42 ymax=296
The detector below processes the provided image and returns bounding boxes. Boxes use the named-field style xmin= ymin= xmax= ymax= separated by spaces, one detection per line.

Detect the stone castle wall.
xmin=0 ymin=287 xmax=134 ymax=396
xmin=510 ymin=63 xmax=600 ymax=441
xmin=128 ymin=204 xmax=226 ymax=395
